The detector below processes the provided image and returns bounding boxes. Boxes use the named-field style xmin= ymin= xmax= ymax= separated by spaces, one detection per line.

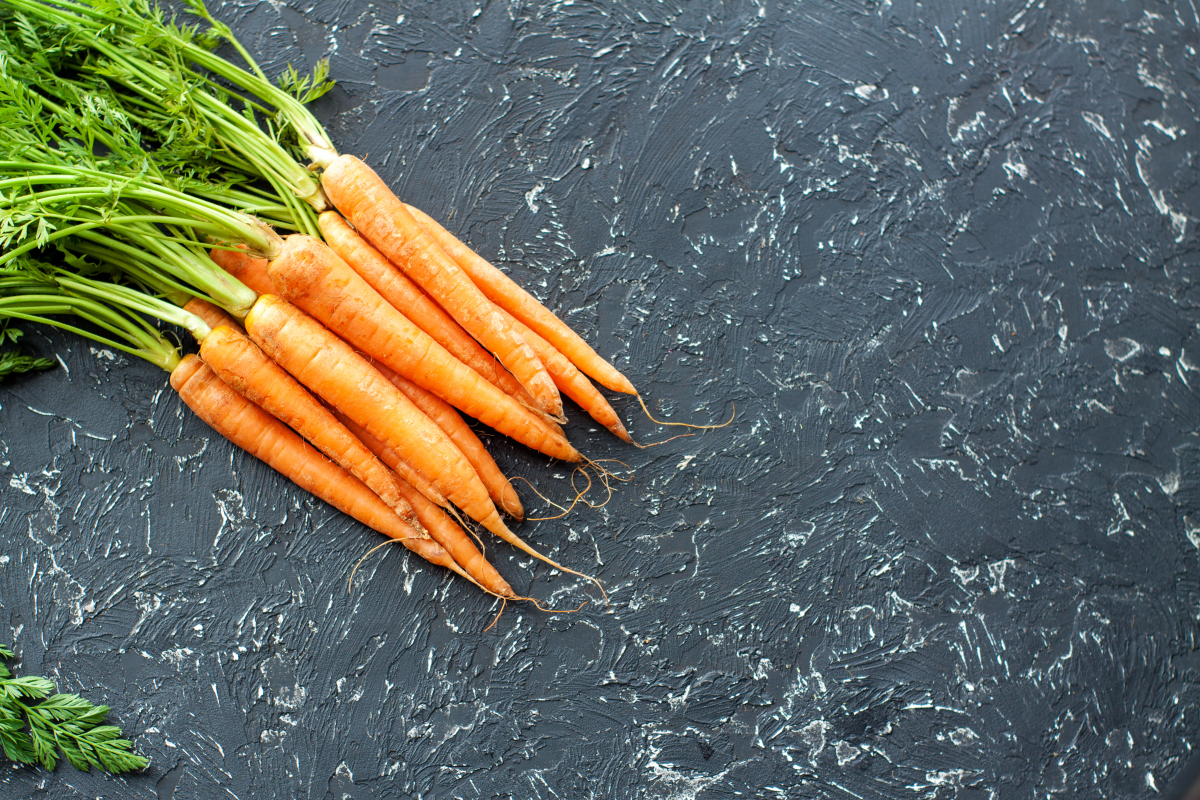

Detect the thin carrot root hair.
xmin=347 ymin=536 xmax=423 ymax=594
xmin=574 ymin=466 xmax=616 ymax=510
xmin=483 ymin=598 xmax=507 ymax=632
xmin=445 ymin=503 xmax=488 ymax=555
xmin=580 ymin=456 xmax=635 ymax=503
xmin=524 ymin=596 xmax=589 ymax=614
xmin=495 ymin=594 xmax=590 ymax=613
xmin=565 ymin=457 xmax=631 ymax=510
xmin=505 ymin=530 xmax=609 ymax=607
xmin=636 ymin=395 xmax=736 ymax=430
xmin=349 ymin=537 xmax=499 ymax=597
xmin=482 ymin=595 xmax=590 ymax=632
xmin=632 ymin=432 xmax=697 ymax=449
xmin=511 ymin=473 xmax=591 ymax=521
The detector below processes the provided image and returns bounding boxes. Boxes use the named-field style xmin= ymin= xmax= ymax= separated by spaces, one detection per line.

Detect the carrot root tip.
xmin=636 ymin=394 xmax=736 ymax=430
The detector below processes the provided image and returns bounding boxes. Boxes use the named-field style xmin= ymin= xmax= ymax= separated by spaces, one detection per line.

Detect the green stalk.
xmin=60 ymin=244 xmax=193 ymax=307
xmin=1 ymin=0 xmax=332 ymax=219
xmin=0 ymin=263 xmax=218 ymax=370
xmin=0 ymin=295 xmax=181 ymax=371
xmin=0 ymin=165 xmax=283 ymax=257
xmin=92 ymin=39 xmax=329 ymax=213
xmin=55 ymin=273 xmax=210 ymax=343
xmin=63 ymin=227 xmax=234 ymax=308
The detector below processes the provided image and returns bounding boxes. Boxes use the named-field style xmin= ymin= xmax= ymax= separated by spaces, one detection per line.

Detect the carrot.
xmin=199 ymin=325 xmax=419 ymax=529
xmin=198 ymin=250 xmax=547 ymax=508
xmin=373 ymin=361 xmax=525 ymax=519
xmin=318 ymin=211 xmax=536 ymax=408
xmin=405 ymin=203 xmax=637 ymax=395
xmin=183 ymin=297 xmax=243 ymax=333
xmin=494 ymin=307 xmax=631 ymax=442
xmin=186 ymin=315 xmax=513 ymax=593
xmin=180 ymin=303 xmax=511 ymax=582
xmin=320 ymin=155 xmax=564 ymax=417
xmin=242 ymin=291 xmax=513 ymax=543
xmin=264 ymin=234 xmax=579 ymax=463
xmin=169 ymin=354 xmax=505 ymax=592
xmin=209 ymin=247 xmax=274 ymax=295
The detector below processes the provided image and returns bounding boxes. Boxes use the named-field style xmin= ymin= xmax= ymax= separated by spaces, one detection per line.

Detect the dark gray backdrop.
xmin=1 ymin=0 xmax=1197 ymax=797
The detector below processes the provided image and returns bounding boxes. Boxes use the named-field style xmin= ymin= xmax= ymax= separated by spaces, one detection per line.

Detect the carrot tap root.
xmin=487 ymin=595 xmax=591 ymax=629
xmin=481 ymin=593 xmax=590 ymax=630
xmin=402 ymin=202 xmax=637 ymax=396
xmin=636 ymin=395 xmax=736 ymax=430
xmin=523 ymin=597 xmax=590 ymax=615
xmin=631 ymin=432 xmax=696 ymax=449
xmin=483 ymin=513 xmax=608 ymax=605
xmin=321 ymin=157 xmax=564 ymax=416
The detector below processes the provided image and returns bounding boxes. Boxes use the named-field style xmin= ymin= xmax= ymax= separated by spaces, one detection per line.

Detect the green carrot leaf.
xmin=0 ymin=646 xmax=147 ymax=774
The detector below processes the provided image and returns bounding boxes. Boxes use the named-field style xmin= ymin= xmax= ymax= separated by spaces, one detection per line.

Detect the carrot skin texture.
xmin=209 ymin=247 xmax=275 ymax=295
xmin=199 ymin=325 xmax=421 ymax=530
xmin=168 ymin=354 xmax=467 ymax=581
xmin=405 ymin=203 xmax=637 ymax=395
xmin=496 ymin=308 xmax=632 ymax=442
xmin=265 ymin=234 xmax=580 ymax=463
xmin=321 ymin=155 xmax=564 ymax=416
xmin=319 ymin=211 xmax=536 ymax=405
xmin=345 ymin=419 xmax=504 ymax=587
xmin=242 ymin=289 xmax=514 ymax=546
xmin=333 ymin=410 xmax=449 ymax=509
xmin=375 ymin=362 xmax=525 ymax=519
xmin=209 ymin=230 xmax=567 ymax=438
xmin=184 ymin=297 xmax=244 ymax=334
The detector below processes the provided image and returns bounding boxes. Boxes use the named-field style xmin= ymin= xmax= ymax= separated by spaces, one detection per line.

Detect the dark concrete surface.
xmin=1 ymin=0 xmax=1198 ymax=797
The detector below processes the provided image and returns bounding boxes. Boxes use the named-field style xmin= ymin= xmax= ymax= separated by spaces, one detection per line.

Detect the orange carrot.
xmin=495 ymin=307 xmax=632 ymax=442
xmin=242 ymin=291 xmax=513 ymax=544
xmin=169 ymin=354 xmax=505 ymax=592
xmin=321 ymin=155 xmax=564 ymax=416
xmin=184 ymin=297 xmax=243 ymax=333
xmin=199 ymin=326 xmax=419 ymax=529
xmin=264 ymin=234 xmax=579 ymax=463
xmin=208 ymin=230 xmax=567 ymax=441
xmin=180 ymin=303 xmax=511 ymax=588
xmin=373 ymin=361 xmax=525 ymax=519
xmin=405 ymin=203 xmax=637 ymax=395
xmin=209 ymin=247 xmax=275 ymax=295
xmin=318 ymin=211 xmax=536 ymax=406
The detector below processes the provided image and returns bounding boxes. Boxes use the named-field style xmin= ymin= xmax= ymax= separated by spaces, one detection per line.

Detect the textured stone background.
xmin=1 ymin=0 xmax=1198 ymax=797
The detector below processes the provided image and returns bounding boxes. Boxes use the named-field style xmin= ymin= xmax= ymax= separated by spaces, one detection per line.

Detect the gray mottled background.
xmin=1 ymin=0 xmax=1198 ymax=797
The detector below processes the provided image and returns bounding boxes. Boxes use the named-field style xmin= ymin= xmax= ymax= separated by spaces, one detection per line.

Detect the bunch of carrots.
xmin=0 ymin=0 xmax=713 ymax=607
